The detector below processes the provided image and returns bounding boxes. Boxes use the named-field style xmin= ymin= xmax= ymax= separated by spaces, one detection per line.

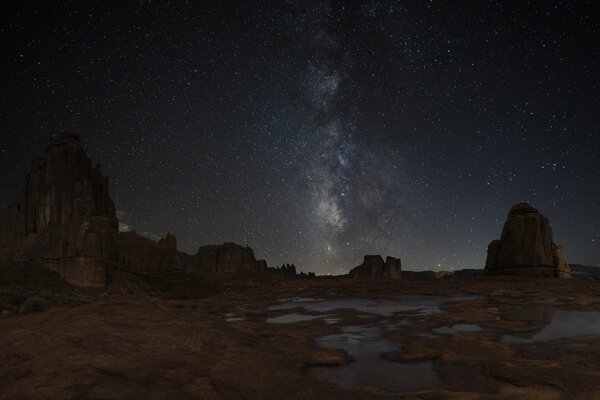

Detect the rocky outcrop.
xmin=483 ymin=202 xmax=571 ymax=278
xmin=116 ymin=235 xmax=269 ymax=277
xmin=0 ymin=134 xmax=277 ymax=286
xmin=0 ymin=133 xmax=118 ymax=287
xmin=268 ymin=264 xmax=297 ymax=276
xmin=188 ymin=243 xmax=266 ymax=274
xmin=349 ymin=255 xmax=401 ymax=279
xmin=117 ymin=232 xmax=185 ymax=275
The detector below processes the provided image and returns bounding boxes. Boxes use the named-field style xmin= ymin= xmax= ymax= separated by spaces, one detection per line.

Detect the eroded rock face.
xmin=350 ymin=255 xmax=402 ymax=279
xmin=0 ymin=133 xmax=118 ymax=286
xmin=117 ymin=232 xmax=185 ymax=275
xmin=116 ymin=236 xmax=268 ymax=277
xmin=0 ymin=134 xmax=275 ymax=286
xmin=188 ymin=243 xmax=265 ymax=274
xmin=484 ymin=202 xmax=571 ymax=278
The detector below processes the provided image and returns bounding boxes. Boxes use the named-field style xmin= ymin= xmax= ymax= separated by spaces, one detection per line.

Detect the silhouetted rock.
xmin=298 ymin=271 xmax=316 ymax=279
xmin=401 ymin=270 xmax=437 ymax=280
xmin=189 ymin=243 xmax=266 ymax=274
xmin=349 ymin=255 xmax=401 ymax=279
xmin=0 ymin=133 xmax=118 ymax=286
xmin=268 ymin=263 xmax=298 ymax=276
xmin=385 ymin=256 xmax=402 ymax=279
xmin=484 ymin=202 xmax=571 ymax=278
xmin=0 ymin=134 xmax=274 ymax=287
xmin=158 ymin=232 xmax=177 ymax=249
xmin=118 ymin=237 xmax=269 ymax=277
xmin=454 ymin=269 xmax=482 ymax=278
xmin=117 ymin=232 xmax=184 ymax=275
xmin=256 ymin=259 xmax=268 ymax=273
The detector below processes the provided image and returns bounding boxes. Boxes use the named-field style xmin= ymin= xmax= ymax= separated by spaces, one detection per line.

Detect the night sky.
xmin=1 ymin=1 xmax=598 ymax=274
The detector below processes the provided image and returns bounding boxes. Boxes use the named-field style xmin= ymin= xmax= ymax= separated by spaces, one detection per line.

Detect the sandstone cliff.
xmin=0 ymin=134 xmax=118 ymax=286
xmin=483 ymin=202 xmax=571 ymax=278
xmin=188 ymin=242 xmax=268 ymax=274
xmin=117 ymin=232 xmax=185 ymax=275
xmin=349 ymin=255 xmax=401 ymax=279
xmin=0 ymin=134 xmax=274 ymax=287
xmin=116 ymin=233 xmax=269 ymax=277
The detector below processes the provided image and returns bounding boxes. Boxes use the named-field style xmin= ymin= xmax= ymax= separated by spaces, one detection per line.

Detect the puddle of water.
xmin=316 ymin=326 xmax=398 ymax=354
xmin=500 ymin=305 xmax=554 ymax=324
xmin=502 ymin=310 xmax=600 ymax=343
xmin=224 ymin=313 xmax=246 ymax=322
xmin=414 ymin=332 xmax=440 ymax=338
xmin=280 ymin=297 xmax=320 ymax=303
xmin=225 ymin=317 xmax=245 ymax=322
xmin=269 ymin=295 xmax=479 ymax=317
xmin=432 ymin=324 xmax=486 ymax=335
xmin=385 ymin=320 xmax=413 ymax=329
xmin=324 ymin=317 xmax=341 ymax=324
xmin=313 ymin=325 xmax=440 ymax=392
xmin=266 ymin=313 xmax=322 ymax=324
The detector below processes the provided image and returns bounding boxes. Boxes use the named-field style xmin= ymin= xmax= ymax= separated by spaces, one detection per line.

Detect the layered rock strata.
xmin=0 ymin=134 xmax=273 ymax=286
xmin=349 ymin=255 xmax=401 ymax=279
xmin=0 ymin=134 xmax=118 ymax=286
xmin=484 ymin=202 xmax=571 ymax=278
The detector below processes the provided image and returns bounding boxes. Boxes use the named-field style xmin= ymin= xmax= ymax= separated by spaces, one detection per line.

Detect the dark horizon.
xmin=1 ymin=1 xmax=598 ymax=273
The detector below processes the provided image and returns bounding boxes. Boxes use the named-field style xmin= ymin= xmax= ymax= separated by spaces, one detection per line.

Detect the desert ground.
xmin=2 ymin=269 xmax=600 ymax=400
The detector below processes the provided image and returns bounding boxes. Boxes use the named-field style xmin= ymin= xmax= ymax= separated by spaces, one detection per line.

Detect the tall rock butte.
xmin=0 ymin=134 xmax=273 ymax=287
xmin=349 ymin=255 xmax=401 ymax=279
xmin=483 ymin=202 xmax=571 ymax=278
xmin=0 ymin=133 xmax=118 ymax=286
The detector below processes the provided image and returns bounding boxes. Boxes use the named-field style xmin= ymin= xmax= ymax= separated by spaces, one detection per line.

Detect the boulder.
xmin=350 ymin=255 xmax=401 ymax=279
xmin=483 ymin=202 xmax=571 ymax=278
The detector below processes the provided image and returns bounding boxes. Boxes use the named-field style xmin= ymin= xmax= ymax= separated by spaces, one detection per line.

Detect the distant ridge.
xmin=570 ymin=264 xmax=600 ymax=279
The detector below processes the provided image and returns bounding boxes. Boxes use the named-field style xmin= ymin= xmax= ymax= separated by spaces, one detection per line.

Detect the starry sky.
xmin=1 ymin=1 xmax=598 ymax=274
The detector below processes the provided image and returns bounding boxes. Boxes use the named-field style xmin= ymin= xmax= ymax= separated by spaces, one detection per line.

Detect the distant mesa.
xmin=0 ymin=133 xmax=291 ymax=287
xmin=349 ymin=255 xmax=401 ymax=279
xmin=483 ymin=202 xmax=571 ymax=278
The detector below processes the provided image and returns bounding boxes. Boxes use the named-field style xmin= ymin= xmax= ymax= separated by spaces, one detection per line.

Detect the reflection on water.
xmin=414 ymin=332 xmax=440 ymax=338
xmin=224 ymin=313 xmax=246 ymax=322
xmin=502 ymin=309 xmax=600 ymax=343
xmin=313 ymin=325 xmax=440 ymax=392
xmin=501 ymin=305 xmax=554 ymax=324
xmin=269 ymin=295 xmax=479 ymax=317
xmin=433 ymin=324 xmax=486 ymax=335
xmin=266 ymin=313 xmax=322 ymax=324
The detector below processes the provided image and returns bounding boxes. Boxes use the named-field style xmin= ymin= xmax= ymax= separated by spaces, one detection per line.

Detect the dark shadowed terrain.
xmin=2 ymin=270 xmax=600 ymax=400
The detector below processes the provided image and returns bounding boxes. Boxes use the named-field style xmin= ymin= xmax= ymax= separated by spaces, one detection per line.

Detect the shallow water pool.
xmin=502 ymin=309 xmax=600 ymax=343
xmin=312 ymin=325 xmax=441 ymax=392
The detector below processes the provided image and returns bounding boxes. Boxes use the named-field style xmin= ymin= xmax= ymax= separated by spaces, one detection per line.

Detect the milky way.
xmin=1 ymin=1 xmax=598 ymax=274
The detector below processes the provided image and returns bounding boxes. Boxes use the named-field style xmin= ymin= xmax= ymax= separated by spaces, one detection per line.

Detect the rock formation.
xmin=268 ymin=263 xmax=297 ymax=276
xmin=188 ymin=243 xmax=268 ymax=274
xmin=0 ymin=133 xmax=118 ymax=287
xmin=349 ymin=255 xmax=401 ymax=279
xmin=0 ymin=134 xmax=274 ymax=287
xmin=117 ymin=232 xmax=184 ymax=275
xmin=116 ymin=235 xmax=268 ymax=277
xmin=483 ymin=202 xmax=571 ymax=278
